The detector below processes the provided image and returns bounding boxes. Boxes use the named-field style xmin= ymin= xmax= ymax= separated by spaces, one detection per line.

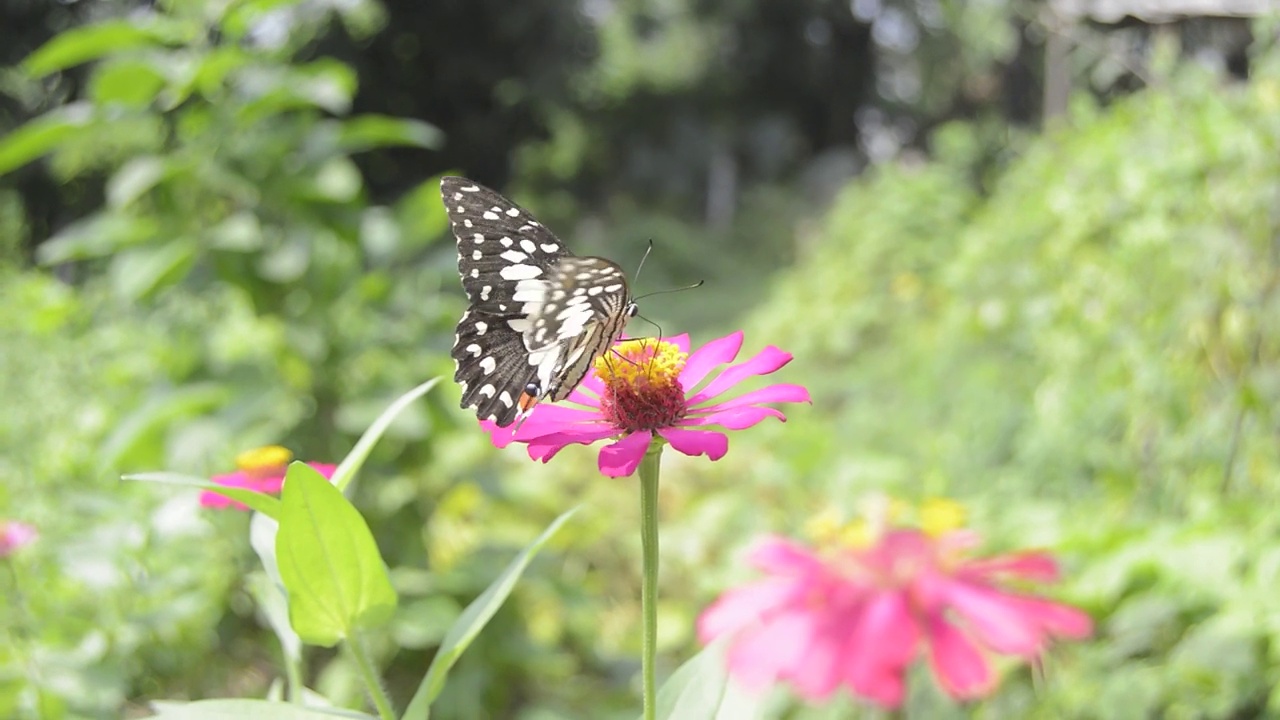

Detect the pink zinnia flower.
xmin=201 ymin=445 xmax=337 ymax=510
xmin=484 ymin=331 xmax=810 ymax=477
xmin=697 ymin=526 xmax=1093 ymax=708
xmin=0 ymin=521 xmax=37 ymax=556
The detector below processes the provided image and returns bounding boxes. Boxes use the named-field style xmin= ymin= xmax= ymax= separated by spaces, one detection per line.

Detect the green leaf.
xmin=402 ymin=507 xmax=580 ymax=720
xmin=0 ymin=103 xmax=94 ymax=176
xmin=653 ymin=634 xmax=760 ymax=720
xmin=106 ymin=156 xmax=168 ymax=208
xmin=89 ymin=58 xmax=167 ymax=107
xmin=109 ymin=241 xmax=199 ymax=300
xmin=336 ymin=115 xmax=443 ymax=153
xmin=23 ymin=19 xmax=196 ymax=76
xmin=331 ymin=378 xmax=440 ymax=493
xmin=35 ymin=212 xmax=160 ymax=264
xmin=276 ymin=462 xmax=396 ymax=647
xmin=122 ymin=472 xmax=281 ymax=518
xmin=249 ymin=514 xmax=302 ymax=663
xmin=149 ymin=698 xmax=375 ymax=720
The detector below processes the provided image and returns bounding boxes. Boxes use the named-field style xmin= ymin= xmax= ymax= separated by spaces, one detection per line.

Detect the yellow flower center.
xmin=594 ymin=338 xmax=689 ymax=432
xmin=235 ymin=445 xmax=293 ymax=478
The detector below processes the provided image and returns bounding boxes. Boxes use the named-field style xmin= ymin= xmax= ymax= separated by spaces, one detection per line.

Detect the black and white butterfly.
xmin=443 ymin=177 xmax=637 ymax=427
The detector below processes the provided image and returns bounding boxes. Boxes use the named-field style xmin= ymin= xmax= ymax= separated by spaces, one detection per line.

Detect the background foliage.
xmin=2 ymin=0 xmax=1278 ymax=718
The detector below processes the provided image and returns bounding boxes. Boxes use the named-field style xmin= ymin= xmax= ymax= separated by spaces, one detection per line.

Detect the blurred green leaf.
xmin=100 ymin=384 xmax=230 ymax=470
xmin=402 ymin=506 xmax=580 ymax=720
xmin=0 ymin=103 xmax=94 ymax=176
xmin=335 ymin=115 xmax=443 ymax=153
xmin=149 ymin=698 xmax=376 ymax=719
xmin=276 ymin=462 xmax=396 ymax=647
xmin=123 ymin=471 xmax=282 ymax=518
xmin=22 ymin=18 xmax=197 ymax=77
xmin=36 ymin=212 xmax=160 ymax=264
xmin=653 ymin=635 xmax=760 ymax=720
xmin=109 ymin=241 xmax=199 ymax=300
xmin=331 ymin=378 xmax=441 ymax=493
xmin=106 ymin=156 xmax=168 ymax=208
xmin=89 ymin=58 xmax=168 ymax=107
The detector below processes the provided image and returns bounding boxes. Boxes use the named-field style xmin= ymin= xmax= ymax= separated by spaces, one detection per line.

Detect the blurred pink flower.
xmin=485 ymin=332 xmax=809 ymax=477
xmin=201 ymin=446 xmax=336 ymax=510
xmin=697 ymin=529 xmax=1092 ymax=708
xmin=0 ymin=521 xmax=37 ymax=556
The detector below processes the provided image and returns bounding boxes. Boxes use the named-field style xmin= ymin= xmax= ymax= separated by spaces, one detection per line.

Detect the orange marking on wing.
xmin=518 ymin=391 xmax=539 ymax=413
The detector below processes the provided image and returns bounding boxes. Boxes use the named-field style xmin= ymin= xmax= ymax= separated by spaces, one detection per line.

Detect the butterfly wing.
xmin=442 ymin=177 xmax=633 ymax=426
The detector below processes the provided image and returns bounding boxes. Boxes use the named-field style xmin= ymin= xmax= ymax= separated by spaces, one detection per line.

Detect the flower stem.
xmin=639 ymin=440 xmax=664 ymax=720
xmin=348 ymin=630 xmax=396 ymax=720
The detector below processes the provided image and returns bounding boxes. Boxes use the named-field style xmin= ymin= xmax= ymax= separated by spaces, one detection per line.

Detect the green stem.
xmin=639 ymin=440 xmax=664 ymax=720
xmin=348 ymin=630 xmax=397 ymax=720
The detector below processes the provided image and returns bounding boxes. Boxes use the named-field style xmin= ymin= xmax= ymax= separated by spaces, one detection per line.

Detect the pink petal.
xmin=566 ymin=374 xmax=605 ymax=404
xmin=959 ymin=552 xmax=1061 ymax=583
xmin=748 ymin=537 xmax=830 ymax=576
xmin=927 ymin=615 xmax=994 ymax=700
xmin=940 ymin=581 xmax=1075 ymax=657
xmin=724 ymin=608 xmax=819 ymax=690
xmin=698 ymin=577 xmax=806 ymax=641
xmin=657 ymin=427 xmax=728 ymax=461
xmin=526 ymin=425 xmax=622 ymax=462
xmin=307 ymin=463 xmax=337 ymax=478
xmin=687 ymin=346 xmax=794 ymax=406
xmin=679 ymin=331 xmax=744 ymax=389
xmin=0 ymin=522 xmax=37 ymax=555
xmin=678 ymin=406 xmax=786 ymax=430
xmin=787 ymin=613 xmax=851 ymax=700
xmin=843 ymin=591 xmax=920 ymax=708
xmin=201 ymin=471 xmax=282 ymax=510
xmin=597 ymin=430 xmax=653 ymax=477
xmin=687 ymin=384 xmax=812 ymax=415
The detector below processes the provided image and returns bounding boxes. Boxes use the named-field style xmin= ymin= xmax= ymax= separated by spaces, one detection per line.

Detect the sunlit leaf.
xmin=402 ymin=507 xmax=579 ymax=720
xmin=0 ymin=103 xmax=94 ymax=176
xmin=22 ymin=19 xmax=197 ymax=76
xmin=276 ymin=462 xmax=396 ymax=647
xmin=89 ymin=59 xmax=168 ymax=107
xmin=109 ymin=241 xmax=199 ymax=300
xmin=106 ymin=156 xmax=168 ymax=208
xmin=653 ymin=634 xmax=760 ymax=720
xmin=35 ymin=212 xmax=161 ymax=264
xmin=336 ymin=115 xmax=443 ymax=153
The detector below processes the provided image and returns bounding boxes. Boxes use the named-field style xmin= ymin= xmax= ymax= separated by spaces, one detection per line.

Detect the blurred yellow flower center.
xmin=595 ymin=339 xmax=689 ymax=432
xmin=807 ymin=497 xmax=968 ymax=549
xmin=235 ymin=445 xmax=293 ymax=478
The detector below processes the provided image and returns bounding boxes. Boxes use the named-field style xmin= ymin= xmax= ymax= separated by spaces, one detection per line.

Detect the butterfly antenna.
xmin=633 ymin=279 xmax=705 ymax=303
xmin=632 ymin=239 xmax=655 ymax=288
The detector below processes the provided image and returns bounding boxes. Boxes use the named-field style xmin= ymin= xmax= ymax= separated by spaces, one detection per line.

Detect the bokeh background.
xmin=4 ymin=0 xmax=1280 ymax=718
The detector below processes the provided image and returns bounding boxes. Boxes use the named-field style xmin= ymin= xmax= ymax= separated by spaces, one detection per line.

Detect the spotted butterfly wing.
xmin=443 ymin=177 xmax=636 ymax=427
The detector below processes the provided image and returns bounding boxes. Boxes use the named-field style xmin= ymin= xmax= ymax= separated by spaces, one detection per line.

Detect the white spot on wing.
xmin=505 ymin=208 xmax=520 ymax=217
xmin=483 ymin=211 xmax=499 ymax=220
xmin=499 ymin=390 xmax=514 ymax=406
xmin=540 ymin=243 xmax=559 ymax=253
xmin=479 ymin=384 xmax=495 ymax=398
xmin=474 ymin=321 xmax=488 ymax=335
xmin=471 ymin=249 xmax=482 ymax=260
xmin=520 ymin=239 xmax=537 ymax=254
xmin=466 ymin=343 xmax=482 ymax=356
xmin=481 ymin=285 xmax=492 ymax=300
xmin=507 ymin=318 xmax=531 ymax=334
xmin=500 ymin=250 xmax=528 ymax=263
xmin=480 ymin=356 xmax=496 ymax=374
xmin=604 ymin=283 xmax=623 ymax=293
xmin=500 ymin=264 xmax=542 ymax=281
xmin=500 ymin=237 xmax=514 ymax=247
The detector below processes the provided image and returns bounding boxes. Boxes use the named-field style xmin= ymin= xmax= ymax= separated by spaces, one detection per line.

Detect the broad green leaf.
xmin=653 ymin=634 xmax=760 ymax=720
xmin=336 ymin=115 xmax=443 ymax=153
xmin=394 ymin=175 xmax=452 ymax=251
xmin=23 ymin=19 xmax=197 ymax=76
xmin=0 ymin=103 xmax=93 ymax=176
xmin=123 ymin=472 xmax=282 ymax=518
xmin=109 ymin=241 xmax=199 ymax=300
xmin=149 ymin=698 xmax=375 ymax=720
xmin=331 ymin=378 xmax=440 ymax=493
xmin=36 ymin=212 xmax=160 ymax=264
xmin=107 ymin=156 xmax=168 ymax=208
xmin=89 ymin=58 xmax=167 ymax=107
xmin=402 ymin=507 xmax=580 ymax=720
xmin=276 ymin=462 xmax=396 ymax=647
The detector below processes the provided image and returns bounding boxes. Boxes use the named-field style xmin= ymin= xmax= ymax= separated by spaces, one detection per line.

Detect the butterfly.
xmin=442 ymin=177 xmax=637 ymax=427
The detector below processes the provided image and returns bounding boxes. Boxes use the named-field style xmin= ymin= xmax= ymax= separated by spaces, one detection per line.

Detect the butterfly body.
xmin=443 ymin=177 xmax=636 ymax=427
